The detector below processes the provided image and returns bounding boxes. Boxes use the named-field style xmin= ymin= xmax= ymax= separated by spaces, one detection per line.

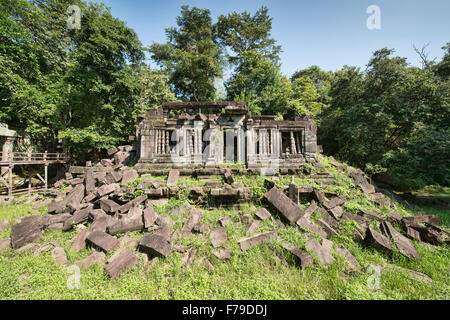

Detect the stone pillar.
xmin=1 ymin=137 xmax=14 ymax=176
xmin=290 ymin=131 xmax=297 ymax=154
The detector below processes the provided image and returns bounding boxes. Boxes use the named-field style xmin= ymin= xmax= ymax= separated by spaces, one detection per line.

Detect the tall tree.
xmin=149 ymin=5 xmax=224 ymax=101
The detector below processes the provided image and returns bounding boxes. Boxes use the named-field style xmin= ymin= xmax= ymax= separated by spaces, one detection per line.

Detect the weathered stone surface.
xmin=365 ymin=227 xmax=392 ymax=254
xmin=114 ymin=151 xmax=132 ymax=166
xmin=0 ymin=238 xmax=11 ymax=252
xmin=11 ymin=216 xmax=42 ymax=249
xmin=405 ymin=226 xmax=421 ymax=241
xmin=255 ymin=208 xmax=271 ymax=220
xmin=97 ymin=183 xmax=119 ymax=197
xmin=139 ymin=234 xmax=172 ymax=257
xmin=47 ymin=200 xmax=67 ymax=214
xmin=281 ymin=242 xmax=313 ymax=268
xmin=288 ymin=184 xmax=299 ymax=203
xmin=304 ymin=201 xmax=318 ymax=219
xmin=323 ymin=196 xmax=346 ymax=210
xmin=386 ymin=211 xmax=403 ymax=223
xmin=84 ymin=193 xmax=96 ymax=203
xmin=212 ymin=247 xmax=231 ymax=260
xmin=328 ymin=205 xmax=343 ymax=219
xmin=17 ymin=243 xmax=38 ymax=254
xmin=403 ymin=215 xmax=440 ymax=226
xmin=89 ymin=209 xmax=107 ymax=220
xmin=181 ymin=247 xmax=197 ymax=267
xmin=368 ymin=192 xmax=385 ymax=201
xmin=52 ymin=247 xmax=69 ymax=267
xmin=107 ymin=148 xmax=118 ymax=156
xmin=101 ymin=159 xmax=113 ymax=167
xmin=181 ymin=208 xmax=204 ymax=237
xmin=264 ymin=187 xmax=304 ymax=225
xmin=63 ymin=204 xmax=94 ymax=231
xmin=219 ymin=215 xmax=232 ymax=227
xmin=85 ymin=169 xmax=95 ymax=194
xmin=245 ymin=220 xmax=262 ymax=235
xmin=143 ymin=207 xmax=158 ymax=228
xmin=359 ymin=208 xmax=383 ymax=222
xmin=224 ymin=169 xmax=234 ymax=185
xmin=86 ymin=231 xmax=119 ymax=253
xmin=0 ymin=220 xmax=9 ymax=231
xmin=65 ymin=184 xmax=85 ymax=212
xmin=359 ymin=183 xmax=375 ymax=194
xmin=167 ymin=169 xmax=180 ymax=186
xmin=238 ymin=231 xmax=277 ymax=251
xmin=193 ymin=222 xmax=210 ymax=234
xmin=40 ymin=213 xmax=72 ymax=228
xmin=104 ymin=250 xmax=138 ymax=278
xmin=318 ymin=208 xmax=339 ymax=228
xmin=99 ymin=198 xmax=120 ymax=214
xmin=312 ymin=190 xmax=326 ymax=205
xmin=121 ymin=169 xmax=138 ymax=186
xmin=317 ymin=219 xmax=338 ymax=238
xmin=71 ymin=229 xmax=90 ymax=252
xmin=297 ymin=217 xmax=327 ymax=238
xmin=127 ymin=207 xmax=143 ymax=218
xmin=108 ymin=214 xmax=144 ymax=235
xmin=336 ymin=246 xmax=361 ymax=272
xmin=47 ymin=223 xmax=64 ymax=230
xmin=305 ymin=238 xmax=335 ymax=266
xmin=381 ymin=221 xmax=418 ymax=259
xmin=68 ymin=178 xmax=84 ymax=186
xmin=117 ymin=195 xmax=147 ymax=214
xmin=210 ymin=227 xmax=228 ymax=248
xmin=75 ymin=251 xmax=105 ymax=270
xmin=410 ymin=225 xmax=443 ymax=245
xmin=342 ymin=211 xmax=370 ymax=231
xmin=89 ymin=215 xmax=114 ymax=233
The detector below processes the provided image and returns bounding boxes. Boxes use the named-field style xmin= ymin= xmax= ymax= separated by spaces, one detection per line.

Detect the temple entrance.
xmin=223 ymin=130 xmax=237 ymax=162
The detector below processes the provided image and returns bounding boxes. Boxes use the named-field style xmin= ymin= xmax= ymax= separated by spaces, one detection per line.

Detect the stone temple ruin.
xmin=135 ymin=101 xmax=317 ymax=170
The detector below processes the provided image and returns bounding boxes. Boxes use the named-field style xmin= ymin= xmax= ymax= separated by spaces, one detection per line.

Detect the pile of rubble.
xmin=0 ymin=156 xmax=448 ymax=279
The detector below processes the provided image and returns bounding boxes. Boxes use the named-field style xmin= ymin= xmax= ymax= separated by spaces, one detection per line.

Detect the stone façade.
xmin=135 ymin=101 xmax=317 ymax=170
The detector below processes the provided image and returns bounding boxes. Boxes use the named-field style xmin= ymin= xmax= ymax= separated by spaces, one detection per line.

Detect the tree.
xmin=149 ymin=6 xmax=224 ymax=101
xmin=291 ymin=65 xmax=332 ymax=105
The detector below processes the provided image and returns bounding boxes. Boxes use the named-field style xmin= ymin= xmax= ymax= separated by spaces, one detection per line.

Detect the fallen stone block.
xmin=143 ymin=207 xmax=158 ymax=228
xmin=381 ymin=221 xmax=418 ymax=259
xmin=297 ymin=217 xmax=327 ymax=238
xmin=117 ymin=195 xmax=147 ymax=214
xmin=328 ymin=205 xmax=343 ymax=219
xmin=210 ymin=227 xmax=228 ymax=248
xmin=75 ymin=251 xmax=105 ymax=270
xmin=52 ymin=247 xmax=69 ymax=267
xmin=288 ymin=184 xmax=299 ymax=203
xmin=167 ymin=169 xmax=180 ymax=186
xmin=386 ymin=211 xmax=403 ymax=224
xmin=342 ymin=211 xmax=370 ymax=231
xmin=305 ymin=238 xmax=335 ymax=266
xmin=405 ymin=226 xmax=421 ymax=241
xmin=86 ymin=231 xmax=119 ymax=253
xmin=264 ymin=187 xmax=304 ymax=225
xmin=193 ymin=222 xmax=210 ymax=234
xmin=139 ymin=234 xmax=171 ymax=257
xmin=97 ymin=183 xmax=119 ymax=197
xmin=365 ymin=227 xmax=392 ymax=254
xmin=238 ymin=231 xmax=277 ymax=251
xmin=323 ymin=196 xmax=346 ymax=210
xmin=318 ymin=208 xmax=339 ymax=228
xmin=180 ymin=208 xmax=204 ymax=237
xmin=84 ymin=193 xmax=96 ymax=203
xmin=63 ymin=204 xmax=94 ymax=231
xmin=181 ymin=247 xmax=197 ymax=268
xmin=317 ymin=219 xmax=338 ymax=238
xmin=17 ymin=243 xmax=38 ymax=255
xmin=108 ymin=215 xmax=144 ymax=236
xmin=304 ymin=201 xmax=318 ymax=219
xmin=71 ymin=229 xmax=90 ymax=252
xmin=219 ymin=215 xmax=232 ymax=227
xmin=114 ymin=151 xmax=132 ymax=166
xmin=10 ymin=216 xmax=42 ymax=249
xmin=0 ymin=238 xmax=11 ymax=252
xmin=68 ymin=178 xmax=84 ymax=186
xmin=281 ymin=242 xmax=313 ymax=268
xmin=212 ymin=247 xmax=231 ymax=260
xmin=107 ymin=148 xmax=118 ymax=156
xmin=255 ymin=208 xmax=271 ymax=220
xmin=40 ymin=213 xmax=72 ymax=228
xmin=336 ymin=246 xmax=360 ymax=272
xmin=99 ymin=198 xmax=120 ymax=214
xmin=104 ymin=250 xmax=138 ymax=278
xmin=120 ymin=169 xmax=138 ymax=186
xmin=85 ymin=169 xmax=96 ymax=194
xmin=47 ymin=200 xmax=67 ymax=214
xmin=359 ymin=183 xmax=375 ymax=194
xmin=224 ymin=169 xmax=234 ymax=185
xmin=410 ymin=225 xmax=443 ymax=245
xmin=65 ymin=184 xmax=85 ymax=211
xmin=312 ymin=190 xmax=326 ymax=205
xmin=359 ymin=208 xmax=384 ymax=222
xmin=402 ymin=215 xmax=440 ymax=226
xmin=246 ymin=220 xmax=262 ymax=235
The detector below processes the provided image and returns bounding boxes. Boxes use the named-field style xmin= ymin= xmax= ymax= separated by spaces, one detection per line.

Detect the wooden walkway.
xmin=0 ymin=151 xmax=69 ymax=198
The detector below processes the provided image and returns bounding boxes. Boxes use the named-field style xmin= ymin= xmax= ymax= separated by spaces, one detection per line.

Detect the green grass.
xmin=0 ymin=156 xmax=449 ymax=300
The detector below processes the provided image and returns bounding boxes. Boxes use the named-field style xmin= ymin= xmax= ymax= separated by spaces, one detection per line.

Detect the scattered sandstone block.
xmin=305 ymin=238 xmax=335 ymax=266
xmin=405 ymin=226 xmax=421 ymax=241
xmin=97 ymin=183 xmax=119 ymax=197
xmin=181 ymin=208 xmax=204 ymax=237
xmin=365 ymin=227 xmax=392 ymax=254
xmin=264 ymin=187 xmax=304 ymax=225
xmin=224 ymin=169 xmax=234 ymax=185
xmin=75 ymin=251 xmax=105 ymax=270
xmin=99 ymin=198 xmax=120 ymax=214
xmin=359 ymin=208 xmax=383 ymax=222
xmin=108 ymin=215 xmax=144 ymax=235
xmin=336 ymin=246 xmax=360 ymax=271
xmin=71 ymin=229 xmax=90 ymax=252
xmin=105 ymin=250 xmax=138 ymax=278
xmin=403 ymin=215 xmax=440 ymax=226
xmin=219 ymin=215 xmax=232 ymax=227
xmin=323 ymin=196 xmax=346 ymax=210
xmin=238 ymin=231 xmax=277 ymax=251
xmin=212 ymin=247 xmax=231 ymax=260
xmin=11 ymin=216 xmax=42 ymax=249
xmin=410 ymin=225 xmax=443 ymax=245
xmin=63 ymin=204 xmax=94 ymax=231
xmin=282 ymin=242 xmax=313 ymax=268
xmin=304 ymin=202 xmax=318 ymax=219
xmin=381 ymin=221 xmax=418 ymax=259
xmin=312 ymin=190 xmax=326 ymax=205
xmin=297 ymin=217 xmax=327 ymax=238
xmin=210 ymin=227 xmax=228 ymax=248
xmin=52 ymin=247 xmax=69 ymax=267
xmin=255 ymin=208 xmax=271 ymax=220
xmin=86 ymin=231 xmax=119 ymax=253
xmin=245 ymin=220 xmax=262 ymax=235
xmin=317 ymin=219 xmax=338 ymax=238
xmin=85 ymin=169 xmax=96 ymax=194
xmin=139 ymin=234 xmax=172 ymax=257
xmin=167 ymin=169 xmax=180 ymax=186
xmin=143 ymin=207 xmax=158 ymax=228
xmin=181 ymin=247 xmax=197 ymax=268
xmin=288 ymin=184 xmax=299 ymax=203
xmin=342 ymin=211 xmax=370 ymax=231
xmin=121 ymin=169 xmax=138 ymax=186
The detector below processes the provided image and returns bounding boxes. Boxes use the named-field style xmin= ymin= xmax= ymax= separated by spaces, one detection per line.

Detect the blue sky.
xmin=87 ymin=0 xmax=450 ymax=77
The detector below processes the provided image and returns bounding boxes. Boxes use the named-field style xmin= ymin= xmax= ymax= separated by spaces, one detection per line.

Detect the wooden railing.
xmin=0 ymin=151 xmax=69 ymax=164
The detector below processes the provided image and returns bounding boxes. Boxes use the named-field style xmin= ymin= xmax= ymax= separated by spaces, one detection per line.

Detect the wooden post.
xmin=8 ymin=165 xmax=12 ymax=199
xmin=28 ymin=172 xmax=31 ymax=195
